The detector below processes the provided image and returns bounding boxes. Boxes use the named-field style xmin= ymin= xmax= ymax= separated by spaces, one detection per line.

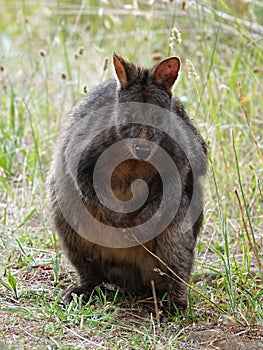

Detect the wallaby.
xmin=47 ymin=53 xmax=207 ymax=312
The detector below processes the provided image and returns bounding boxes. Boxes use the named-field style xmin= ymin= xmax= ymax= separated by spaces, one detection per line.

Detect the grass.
xmin=0 ymin=0 xmax=262 ymax=348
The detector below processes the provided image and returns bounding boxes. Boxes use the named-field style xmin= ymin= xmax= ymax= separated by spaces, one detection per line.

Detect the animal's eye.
xmin=124 ymin=111 xmax=132 ymax=123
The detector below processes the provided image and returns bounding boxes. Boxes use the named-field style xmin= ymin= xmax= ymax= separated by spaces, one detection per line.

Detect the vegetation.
xmin=0 ymin=0 xmax=262 ymax=348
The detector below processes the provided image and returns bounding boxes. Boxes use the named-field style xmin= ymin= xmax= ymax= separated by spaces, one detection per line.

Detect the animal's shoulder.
xmin=71 ymin=79 xmax=117 ymax=120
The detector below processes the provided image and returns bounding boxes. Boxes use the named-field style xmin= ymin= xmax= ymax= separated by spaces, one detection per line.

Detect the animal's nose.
xmin=135 ymin=144 xmax=151 ymax=160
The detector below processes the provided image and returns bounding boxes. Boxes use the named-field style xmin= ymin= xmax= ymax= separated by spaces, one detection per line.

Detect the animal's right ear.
xmin=113 ymin=52 xmax=128 ymax=87
xmin=152 ymin=57 xmax=181 ymax=91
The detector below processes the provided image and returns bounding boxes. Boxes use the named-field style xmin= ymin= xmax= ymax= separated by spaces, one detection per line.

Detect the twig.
xmin=235 ymin=190 xmax=263 ymax=270
xmin=128 ymin=228 xmax=235 ymax=318
xmin=65 ymin=326 xmax=107 ymax=349
xmin=150 ymin=280 xmax=160 ymax=330
xmin=238 ymin=84 xmax=263 ymax=164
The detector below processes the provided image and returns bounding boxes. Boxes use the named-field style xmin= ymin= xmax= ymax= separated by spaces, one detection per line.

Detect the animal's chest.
xmin=110 ymin=159 xmax=159 ymax=201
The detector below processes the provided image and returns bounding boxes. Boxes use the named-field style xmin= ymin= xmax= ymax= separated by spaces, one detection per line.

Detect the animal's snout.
xmin=135 ymin=144 xmax=152 ymax=160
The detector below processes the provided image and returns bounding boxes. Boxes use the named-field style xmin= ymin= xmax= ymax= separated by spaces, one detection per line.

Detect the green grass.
xmin=0 ymin=0 xmax=262 ymax=348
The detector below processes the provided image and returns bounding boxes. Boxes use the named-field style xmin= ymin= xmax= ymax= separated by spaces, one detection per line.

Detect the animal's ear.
xmin=152 ymin=57 xmax=180 ymax=91
xmin=113 ymin=52 xmax=129 ymax=87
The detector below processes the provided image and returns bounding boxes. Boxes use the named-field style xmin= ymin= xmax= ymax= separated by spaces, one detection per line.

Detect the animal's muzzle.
xmin=134 ymin=143 xmax=152 ymax=160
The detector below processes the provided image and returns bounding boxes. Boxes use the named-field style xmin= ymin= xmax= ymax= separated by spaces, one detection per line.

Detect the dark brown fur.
xmin=47 ymin=53 xmax=207 ymax=312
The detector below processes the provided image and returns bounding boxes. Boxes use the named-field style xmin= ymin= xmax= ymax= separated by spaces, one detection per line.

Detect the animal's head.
xmin=113 ymin=53 xmax=181 ymax=161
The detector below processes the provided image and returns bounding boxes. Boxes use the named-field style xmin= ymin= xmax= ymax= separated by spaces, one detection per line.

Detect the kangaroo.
xmin=47 ymin=53 xmax=207 ymax=312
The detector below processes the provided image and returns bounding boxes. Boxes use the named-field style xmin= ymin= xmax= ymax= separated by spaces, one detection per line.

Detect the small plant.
xmin=0 ymin=270 xmax=19 ymax=299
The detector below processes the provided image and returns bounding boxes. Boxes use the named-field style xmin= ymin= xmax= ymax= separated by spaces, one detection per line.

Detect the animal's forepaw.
xmin=62 ymin=286 xmax=91 ymax=304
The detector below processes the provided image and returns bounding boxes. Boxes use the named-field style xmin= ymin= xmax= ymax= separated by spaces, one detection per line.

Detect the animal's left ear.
xmin=152 ymin=57 xmax=181 ymax=91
